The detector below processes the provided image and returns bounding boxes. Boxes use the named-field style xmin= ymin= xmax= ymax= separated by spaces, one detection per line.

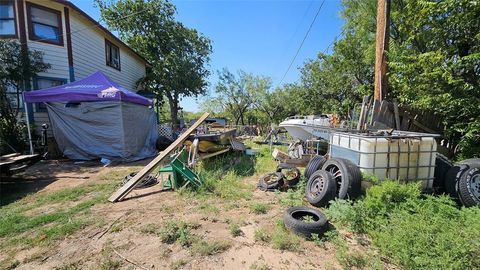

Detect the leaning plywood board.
xmin=108 ymin=112 xmax=210 ymax=202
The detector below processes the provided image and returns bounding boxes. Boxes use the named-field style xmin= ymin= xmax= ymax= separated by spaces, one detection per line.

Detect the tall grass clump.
xmin=325 ymin=180 xmax=480 ymax=270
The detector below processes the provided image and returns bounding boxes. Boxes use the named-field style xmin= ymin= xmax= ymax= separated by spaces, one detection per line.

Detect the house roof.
xmin=53 ymin=0 xmax=150 ymax=66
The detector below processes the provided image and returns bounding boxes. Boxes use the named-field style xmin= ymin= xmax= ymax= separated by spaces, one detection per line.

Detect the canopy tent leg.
xmin=24 ymin=99 xmax=34 ymax=155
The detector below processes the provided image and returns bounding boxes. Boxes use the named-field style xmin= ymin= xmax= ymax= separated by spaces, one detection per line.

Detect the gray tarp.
xmin=46 ymin=101 xmax=158 ymax=161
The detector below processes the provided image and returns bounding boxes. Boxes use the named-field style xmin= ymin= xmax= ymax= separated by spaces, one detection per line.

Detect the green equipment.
xmin=159 ymin=147 xmax=203 ymax=190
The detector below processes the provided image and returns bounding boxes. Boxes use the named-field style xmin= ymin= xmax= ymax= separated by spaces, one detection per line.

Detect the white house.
xmin=0 ymin=0 xmax=149 ymax=131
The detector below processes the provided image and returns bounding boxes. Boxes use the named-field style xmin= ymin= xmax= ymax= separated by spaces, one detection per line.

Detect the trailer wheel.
xmin=322 ymin=158 xmax=362 ymax=199
xmin=283 ymin=206 xmax=329 ymax=239
xmin=276 ymin=163 xmax=301 ymax=186
xmin=306 ymin=170 xmax=337 ymax=207
xmin=304 ymin=155 xmax=326 ymax=180
xmin=257 ymin=172 xmax=284 ymax=191
xmin=457 ymin=167 xmax=480 ymax=207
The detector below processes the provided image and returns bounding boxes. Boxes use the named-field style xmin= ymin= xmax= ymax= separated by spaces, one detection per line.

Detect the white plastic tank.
xmin=329 ymin=131 xmax=438 ymax=190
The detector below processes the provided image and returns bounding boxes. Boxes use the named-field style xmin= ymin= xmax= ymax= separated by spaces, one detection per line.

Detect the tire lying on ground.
xmin=304 ymin=155 xmax=327 ymax=180
xmin=123 ymin=172 xmax=158 ymax=189
xmin=322 ymin=158 xmax=362 ymax=199
xmin=257 ymin=172 xmax=285 ymax=191
xmin=283 ymin=206 xmax=329 ymax=238
xmin=457 ymin=167 xmax=480 ymax=207
xmin=276 ymin=163 xmax=301 ymax=186
xmin=444 ymin=159 xmax=480 ymax=198
xmin=306 ymin=170 xmax=337 ymax=207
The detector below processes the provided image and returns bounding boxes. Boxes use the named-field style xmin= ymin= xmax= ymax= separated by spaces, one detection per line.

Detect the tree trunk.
xmin=168 ymin=98 xmax=179 ymax=127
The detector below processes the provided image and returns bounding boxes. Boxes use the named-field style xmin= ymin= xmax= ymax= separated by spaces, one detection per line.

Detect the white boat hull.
xmin=279 ymin=117 xmax=347 ymax=141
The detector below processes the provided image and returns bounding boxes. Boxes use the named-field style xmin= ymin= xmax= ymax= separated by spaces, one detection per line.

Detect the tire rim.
xmin=469 ymin=173 xmax=480 ymax=200
xmin=285 ymin=169 xmax=298 ymax=181
xmin=308 ymin=174 xmax=325 ymax=197
xmin=266 ymin=174 xmax=280 ymax=184
xmin=325 ymin=164 xmax=342 ymax=190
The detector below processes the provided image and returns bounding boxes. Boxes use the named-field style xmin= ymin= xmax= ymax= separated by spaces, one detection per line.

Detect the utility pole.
xmin=374 ymin=0 xmax=390 ymax=102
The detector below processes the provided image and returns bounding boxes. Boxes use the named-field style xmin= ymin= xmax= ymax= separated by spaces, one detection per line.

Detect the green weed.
xmin=250 ymin=202 xmax=269 ymax=214
xmin=229 ymin=223 xmax=243 ymax=237
xmin=189 ymin=239 xmax=231 ymax=256
xmin=326 ymin=180 xmax=480 ymax=270
xmin=158 ymin=220 xmax=197 ymax=246
xmin=254 ymin=228 xmax=271 ymax=243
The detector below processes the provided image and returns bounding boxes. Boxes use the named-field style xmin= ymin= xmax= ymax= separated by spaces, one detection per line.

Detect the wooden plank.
xmin=108 ymin=112 xmax=210 ymax=202
xmin=198 ymin=148 xmax=231 ymax=160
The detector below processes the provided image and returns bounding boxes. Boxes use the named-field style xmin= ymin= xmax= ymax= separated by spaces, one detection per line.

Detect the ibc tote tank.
xmin=329 ymin=131 xmax=438 ymax=191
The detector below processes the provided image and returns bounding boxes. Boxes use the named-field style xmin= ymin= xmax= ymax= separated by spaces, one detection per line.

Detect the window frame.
xmin=33 ymin=76 xmax=67 ymax=112
xmin=0 ymin=0 xmax=17 ymax=38
xmin=26 ymin=2 xmax=63 ymax=46
xmin=105 ymin=39 xmax=121 ymax=71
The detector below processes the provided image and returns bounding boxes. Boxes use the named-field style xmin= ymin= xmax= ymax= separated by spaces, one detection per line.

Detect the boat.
xmin=185 ymin=128 xmax=237 ymax=153
xmin=279 ymin=115 xmax=348 ymax=141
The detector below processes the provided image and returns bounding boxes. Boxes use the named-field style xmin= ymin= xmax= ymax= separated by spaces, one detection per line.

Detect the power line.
xmin=277 ymin=0 xmax=326 ymax=87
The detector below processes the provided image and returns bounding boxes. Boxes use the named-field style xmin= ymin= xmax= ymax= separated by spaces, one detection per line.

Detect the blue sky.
xmin=70 ymin=0 xmax=344 ymax=112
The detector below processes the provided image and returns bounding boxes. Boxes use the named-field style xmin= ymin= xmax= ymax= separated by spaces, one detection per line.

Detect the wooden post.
xmin=357 ymin=96 xmax=370 ymax=130
xmin=108 ymin=112 xmax=210 ymax=202
xmin=374 ymin=0 xmax=390 ymax=102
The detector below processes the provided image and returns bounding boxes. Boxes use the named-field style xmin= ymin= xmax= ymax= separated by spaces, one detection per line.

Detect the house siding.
xmin=5 ymin=0 xmax=147 ymax=136
xmin=70 ymin=11 xmax=146 ymax=90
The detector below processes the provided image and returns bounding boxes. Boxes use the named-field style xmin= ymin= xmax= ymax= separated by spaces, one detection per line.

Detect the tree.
xmin=208 ymin=69 xmax=253 ymax=125
xmin=96 ymin=0 xmax=212 ymax=126
xmin=0 ymin=40 xmax=50 ymax=153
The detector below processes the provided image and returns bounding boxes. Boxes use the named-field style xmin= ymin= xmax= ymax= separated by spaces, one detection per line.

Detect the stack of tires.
xmin=442 ymin=157 xmax=480 ymax=207
xmin=304 ymin=155 xmax=362 ymax=207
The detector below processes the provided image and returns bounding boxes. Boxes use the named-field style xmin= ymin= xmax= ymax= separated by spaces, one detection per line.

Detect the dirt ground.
xmin=0 ymin=159 xmax=379 ymax=270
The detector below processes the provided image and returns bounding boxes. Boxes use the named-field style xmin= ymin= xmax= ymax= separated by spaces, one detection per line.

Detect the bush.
xmin=326 ymin=180 xmax=480 ymax=270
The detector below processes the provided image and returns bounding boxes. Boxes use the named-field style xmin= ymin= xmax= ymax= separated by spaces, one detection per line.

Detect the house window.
xmin=0 ymin=1 xmax=16 ymax=37
xmin=105 ymin=40 xmax=121 ymax=70
xmin=34 ymin=77 xmax=66 ymax=111
xmin=27 ymin=3 xmax=63 ymax=45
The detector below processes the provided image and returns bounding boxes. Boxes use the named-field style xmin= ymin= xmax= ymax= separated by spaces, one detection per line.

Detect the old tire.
xmin=322 ymin=158 xmax=362 ymax=199
xmin=444 ymin=159 xmax=480 ymax=198
xmin=305 ymin=170 xmax=337 ymax=207
xmin=258 ymin=172 xmax=284 ymax=191
xmin=283 ymin=206 xmax=329 ymax=238
xmin=457 ymin=167 xmax=480 ymax=207
xmin=304 ymin=155 xmax=326 ymax=180
xmin=433 ymin=154 xmax=453 ymax=192
xmin=276 ymin=163 xmax=301 ymax=186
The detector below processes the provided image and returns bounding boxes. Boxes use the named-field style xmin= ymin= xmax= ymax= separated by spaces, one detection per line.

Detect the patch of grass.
xmin=140 ymin=223 xmax=160 ymax=235
xmin=250 ymin=203 xmax=269 ymax=214
xmin=270 ymin=220 xmax=302 ymax=252
xmin=277 ymin=179 xmax=306 ymax=207
xmin=198 ymin=201 xmax=220 ymax=214
xmin=254 ymin=228 xmax=271 ymax=243
xmin=229 ymin=223 xmax=243 ymax=237
xmin=249 ymin=261 xmax=271 ymax=270
xmin=329 ymin=232 xmax=381 ymax=270
xmin=158 ymin=220 xmax=198 ymax=246
xmin=0 ymin=183 xmax=114 ymax=251
xmin=326 ymin=180 xmax=480 ymax=270
xmin=170 ymin=259 xmax=188 ymax=270
xmin=199 ymin=170 xmax=252 ymax=200
xmin=189 ymin=239 xmax=231 ymax=256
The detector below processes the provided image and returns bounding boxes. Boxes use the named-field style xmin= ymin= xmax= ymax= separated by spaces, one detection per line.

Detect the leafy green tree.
xmin=0 ymin=40 xmax=50 ymax=153
xmin=388 ymin=0 xmax=480 ymax=158
xmin=96 ymin=0 xmax=212 ymax=126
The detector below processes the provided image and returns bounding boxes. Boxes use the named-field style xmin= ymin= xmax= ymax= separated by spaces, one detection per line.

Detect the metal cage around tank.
xmin=328 ymin=131 xmax=440 ymax=190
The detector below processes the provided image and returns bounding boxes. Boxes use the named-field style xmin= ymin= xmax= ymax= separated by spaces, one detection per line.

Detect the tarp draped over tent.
xmin=24 ymin=71 xmax=158 ymax=161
